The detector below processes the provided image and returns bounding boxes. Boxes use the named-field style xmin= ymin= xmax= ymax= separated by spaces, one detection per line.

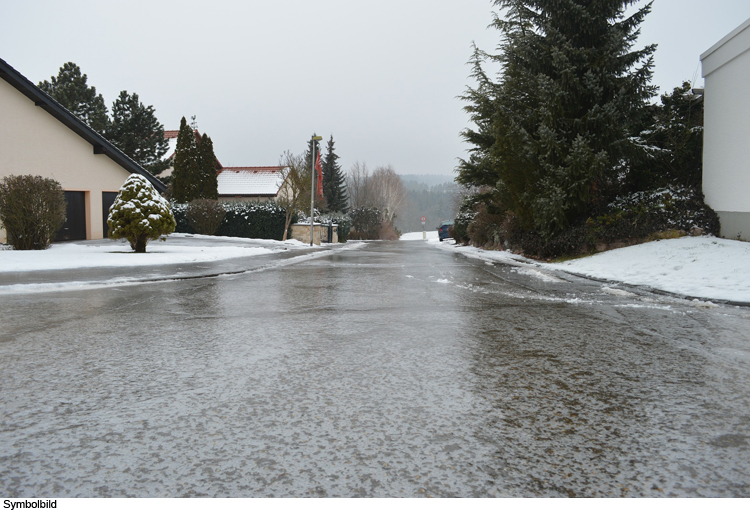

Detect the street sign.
xmin=420 ymin=216 xmax=426 ymax=223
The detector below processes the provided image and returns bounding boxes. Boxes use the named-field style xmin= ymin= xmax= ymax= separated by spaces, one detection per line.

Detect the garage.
xmin=55 ymin=191 xmax=86 ymax=241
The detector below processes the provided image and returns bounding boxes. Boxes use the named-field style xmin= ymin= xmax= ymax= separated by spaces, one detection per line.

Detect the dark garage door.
xmin=56 ymin=191 xmax=86 ymax=241
xmin=102 ymin=192 xmax=118 ymax=238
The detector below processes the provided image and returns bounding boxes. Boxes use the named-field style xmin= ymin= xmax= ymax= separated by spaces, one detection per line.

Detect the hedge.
xmin=172 ymin=201 xmax=291 ymax=240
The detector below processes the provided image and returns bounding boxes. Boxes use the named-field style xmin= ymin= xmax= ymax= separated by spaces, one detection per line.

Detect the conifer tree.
xmin=105 ymin=91 xmax=170 ymax=175
xmin=171 ymin=117 xmax=199 ymax=203
xmin=197 ymin=133 xmax=219 ymax=200
xmin=107 ymin=174 xmax=176 ymax=253
xmin=630 ymin=81 xmax=704 ymax=191
xmin=38 ymin=62 xmax=109 ymax=133
xmin=459 ymin=0 xmax=656 ymax=238
xmin=302 ymin=135 xmax=325 ymax=209
xmin=322 ymin=136 xmax=349 ymax=213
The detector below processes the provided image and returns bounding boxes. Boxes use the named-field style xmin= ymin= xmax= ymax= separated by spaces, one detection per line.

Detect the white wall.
xmin=0 ymin=77 xmax=131 ymax=242
xmin=701 ymin=18 xmax=750 ymax=240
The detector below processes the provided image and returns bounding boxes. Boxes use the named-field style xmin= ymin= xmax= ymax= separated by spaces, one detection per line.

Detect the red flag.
xmin=315 ymin=151 xmax=323 ymax=198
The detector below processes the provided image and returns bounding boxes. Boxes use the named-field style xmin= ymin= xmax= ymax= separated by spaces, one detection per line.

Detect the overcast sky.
xmin=3 ymin=0 xmax=750 ymax=177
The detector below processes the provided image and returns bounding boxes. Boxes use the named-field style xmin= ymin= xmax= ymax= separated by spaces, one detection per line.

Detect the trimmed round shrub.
xmin=0 ymin=174 xmax=66 ymax=250
xmin=107 ymin=173 xmax=176 ymax=253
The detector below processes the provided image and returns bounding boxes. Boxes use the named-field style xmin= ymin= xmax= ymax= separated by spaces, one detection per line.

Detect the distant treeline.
xmin=396 ymin=181 xmax=460 ymax=233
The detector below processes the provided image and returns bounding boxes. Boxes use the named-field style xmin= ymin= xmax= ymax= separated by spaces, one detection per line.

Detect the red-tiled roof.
xmin=164 ymin=130 xmax=179 ymax=139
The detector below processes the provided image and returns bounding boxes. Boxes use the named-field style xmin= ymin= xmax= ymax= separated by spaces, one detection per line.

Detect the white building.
xmin=701 ymin=17 xmax=750 ymax=241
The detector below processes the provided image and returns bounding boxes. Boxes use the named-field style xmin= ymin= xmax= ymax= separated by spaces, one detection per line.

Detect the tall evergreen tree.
xmin=458 ymin=0 xmax=656 ymax=238
xmin=171 ymin=117 xmax=199 ymax=203
xmin=105 ymin=91 xmax=171 ymax=175
xmin=38 ymin=62 xmax=109 ymax=133
xmin=172 ymin=119 xmax=219 ymax=202
xmin=302 ymin=135 xmax=325 ymax=209
xmin=322 ymin=136 xmax=349 ymax=212
xmin=197 ymin=133 xmax=219 ymax=200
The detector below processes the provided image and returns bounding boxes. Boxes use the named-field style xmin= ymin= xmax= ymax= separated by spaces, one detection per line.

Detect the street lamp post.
xmin=310 ymin=134 xmax=323 ymax=246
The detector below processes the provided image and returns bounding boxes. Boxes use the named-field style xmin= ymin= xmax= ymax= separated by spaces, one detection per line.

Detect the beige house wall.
xmin=0 ymin=77 xmax=132 ymax=242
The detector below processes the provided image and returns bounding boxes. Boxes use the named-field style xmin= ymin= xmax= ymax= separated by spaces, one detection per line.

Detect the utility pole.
xmin=310 ymin=134 xmax=323 ymax=246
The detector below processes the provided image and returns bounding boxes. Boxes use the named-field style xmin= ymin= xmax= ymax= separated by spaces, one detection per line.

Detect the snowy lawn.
xmin=400 ymin=231 xmax=439 ymax=241
xmin=429 ymin=235 xmax=750 ymax=304
xmin=0 ymin=233 xmax=315 ymax=273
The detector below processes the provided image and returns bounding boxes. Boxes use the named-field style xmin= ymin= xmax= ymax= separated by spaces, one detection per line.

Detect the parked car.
xmin=437 ymin=220 xmax=454 ymax=241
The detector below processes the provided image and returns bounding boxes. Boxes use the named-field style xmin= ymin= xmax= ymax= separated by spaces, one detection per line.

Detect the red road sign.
xmin=420 ymin=216 xmax=426 ymax=222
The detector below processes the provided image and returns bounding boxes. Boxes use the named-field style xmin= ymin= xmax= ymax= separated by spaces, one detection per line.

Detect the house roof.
xmin=0 ymin=57 xmax=166 ymax=192
xmin=217 ymin=166 xmax=289 ymax=196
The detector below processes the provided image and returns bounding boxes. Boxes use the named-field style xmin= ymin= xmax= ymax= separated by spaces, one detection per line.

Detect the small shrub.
xmin=107 ymin=174 xmax=176 ymax=253
xmin=187 ymin=199 xmax=226 ymax=235
xmin=377 ymin=221 xmax=400 ymax=240
xmin=466 ymin=202 xmax=505 ymax=248
xmin=0 ymin=174 xmax=66 ymax=250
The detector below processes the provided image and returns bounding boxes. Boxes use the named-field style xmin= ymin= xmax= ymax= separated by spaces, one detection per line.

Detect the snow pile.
xmin=546 ymin=236 xmax=750 ymax=303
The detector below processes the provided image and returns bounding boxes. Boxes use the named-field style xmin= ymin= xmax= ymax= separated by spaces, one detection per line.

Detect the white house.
xmin=701 ymin=17 xmax=750 ymax=241
xmin=0 ymin=57 xmax=165 ymax=243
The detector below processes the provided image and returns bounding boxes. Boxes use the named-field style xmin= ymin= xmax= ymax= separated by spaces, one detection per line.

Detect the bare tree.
xmin=370 ymin=165 xmax=406 ymax=224
xmin=277 ymin=150 xmax=309 ymax=241
xmin=346 ymin=161 xmax=370 ymax=209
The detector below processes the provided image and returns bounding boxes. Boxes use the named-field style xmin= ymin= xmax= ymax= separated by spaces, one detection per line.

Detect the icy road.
xmin=1 ymin=241 xmax=749 ymax=497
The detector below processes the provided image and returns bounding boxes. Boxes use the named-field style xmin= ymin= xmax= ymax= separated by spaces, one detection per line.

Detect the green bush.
xmin=187 ymin=199 xmax=226 ymax=235
xmin=173 ymin=201 xmax=290 ymax=240
xmin=492 ymin=186 xmax=721 ymax=259
xmin=107 ymin=174 xmax=176 ymax=253
xmin=0 ymin=174 xmax=66 ymax=250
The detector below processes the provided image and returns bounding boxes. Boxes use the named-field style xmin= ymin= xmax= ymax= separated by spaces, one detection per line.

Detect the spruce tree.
xmin=171 ymin=117 xmax=199 ymax=203
xmin=302 ymin=135 xmax=325 ymax=209
xmin=197 ymin=133 xmax=219 ymax=200
xmin=38 ymin=62 xmax=109 ymax=133
xmin=458 ymin=0 xmax=656 ymax=238
xmin=322 ymin=136 xmax=349 ymax=213
xmin=105 ymin=91 xmax=170 ymax=175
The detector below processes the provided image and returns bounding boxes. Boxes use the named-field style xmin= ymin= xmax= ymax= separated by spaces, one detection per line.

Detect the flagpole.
xmin=310 ymin=134 xmax=322 ymax=246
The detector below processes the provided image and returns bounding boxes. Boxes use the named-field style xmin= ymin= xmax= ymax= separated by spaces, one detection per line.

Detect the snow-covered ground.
xmin=400 ymin=230 xmax=439 ymax=241
xmin=547 ymin=237 xmax=750 ymax=303
xmin=415 ymin=232 xmax=750 ymax=304
xmin=0 ymin=233 xmax=315 ymax=273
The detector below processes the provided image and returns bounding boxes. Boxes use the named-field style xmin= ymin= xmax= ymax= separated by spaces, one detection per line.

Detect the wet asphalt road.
xmin=1 ymin=241 xmax=749 ymax=497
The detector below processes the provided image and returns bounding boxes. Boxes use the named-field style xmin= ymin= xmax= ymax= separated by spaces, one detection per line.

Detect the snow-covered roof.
xmin=217 ymin=166 xmax=288 ymax=197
